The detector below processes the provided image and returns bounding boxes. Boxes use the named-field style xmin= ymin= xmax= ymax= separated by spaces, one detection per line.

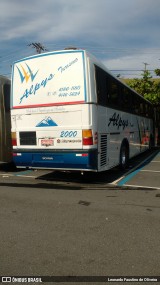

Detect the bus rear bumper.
xmin=12 ymin=149 xmax=98 ymax=171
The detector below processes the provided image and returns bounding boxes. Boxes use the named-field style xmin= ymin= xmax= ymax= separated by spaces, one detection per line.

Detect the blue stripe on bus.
xmin=13 ymin=150 xmax=97 ymax=170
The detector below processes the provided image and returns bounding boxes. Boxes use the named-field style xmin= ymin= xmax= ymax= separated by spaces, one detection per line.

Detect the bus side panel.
xmin=97 ymin=106 xmax=123 ymax=171
xmin=97 ymin=106 xmax=154 ymax=171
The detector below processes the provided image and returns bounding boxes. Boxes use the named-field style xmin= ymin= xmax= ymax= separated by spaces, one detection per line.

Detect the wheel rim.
xmin=121 ymin=149 xmax=126 ymax=166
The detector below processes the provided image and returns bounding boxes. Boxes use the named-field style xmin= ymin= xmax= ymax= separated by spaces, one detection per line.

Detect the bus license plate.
xmin=41 ymin=139 xmax=54 ymax=146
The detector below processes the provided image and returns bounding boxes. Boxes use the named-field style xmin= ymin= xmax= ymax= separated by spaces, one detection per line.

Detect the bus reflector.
xmin=13 ymin=153 xmax=21 ymax=156
xmin=82 ymin=129 xmax=93 ymax=145
xmin=76 ymin=153 xmax=88 ymax=157
xmin=11 ymin=132 xmax=17 ymax=146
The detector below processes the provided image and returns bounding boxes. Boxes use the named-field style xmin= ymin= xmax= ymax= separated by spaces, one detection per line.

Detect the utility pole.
xmin=28 ymin=43 xmax=48 ymax=54
xmin=143 ymin=62 xmax=149 ymax=71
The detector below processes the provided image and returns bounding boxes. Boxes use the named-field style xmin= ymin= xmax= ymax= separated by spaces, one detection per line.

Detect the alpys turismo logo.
xmin=16 ymin=63 xmax=39 ymax=83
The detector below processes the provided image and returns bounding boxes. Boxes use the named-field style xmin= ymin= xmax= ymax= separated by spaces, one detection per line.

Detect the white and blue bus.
xmin=0 ymin=75 xmax=12 ymax=163
xmin=11 ymin=48 xmax=154 ymax=172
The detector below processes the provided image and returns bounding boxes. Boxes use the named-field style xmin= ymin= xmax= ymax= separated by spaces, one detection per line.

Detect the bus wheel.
xmin=119 ymin=141 xmax=129 ymax=170
xmin=149 ymin=134 xmax=154 ymax=149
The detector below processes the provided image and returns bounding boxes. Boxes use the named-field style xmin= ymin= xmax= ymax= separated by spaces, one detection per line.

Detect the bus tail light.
xmin=11 ymin=132 xmax=17 ymax=146
xmin=82 ymin=129 xmax=93 ymax=145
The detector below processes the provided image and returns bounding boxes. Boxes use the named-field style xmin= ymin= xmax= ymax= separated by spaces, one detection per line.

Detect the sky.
xmin=0 ymin=0 xmax=160 ymax=78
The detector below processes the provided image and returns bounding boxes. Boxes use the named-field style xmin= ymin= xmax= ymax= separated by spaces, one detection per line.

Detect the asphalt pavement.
xmin=0 ymin=148 xmax=160 ymax=284
xmin=0 ymin=182 xmax=160 ymax=279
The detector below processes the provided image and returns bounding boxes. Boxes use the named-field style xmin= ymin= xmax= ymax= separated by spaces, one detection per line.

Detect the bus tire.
xmin=119 ymin=140 xmax=129 ymax=170
xmin=149 ymin=134 xmax=154 ymax=149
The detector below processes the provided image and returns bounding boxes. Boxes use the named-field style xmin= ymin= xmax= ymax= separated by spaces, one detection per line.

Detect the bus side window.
xmin=121 ymin=87 xmax=131 ymax=111
xmin=132 ymin=94 xmax=139 ymax=115
xmin=95 ymin=65 xmax=108 ymax=106
xmin=148 ymin=105 xmax=154 ymax=118
xmin=144 ymin=103 xmax=148 ymax=117
xmin=108 ymin=78 xmax=119 ymax=107
xmin=139 ymin=100 xmax=144 ymax=116
xmin=3 ymin=84 xmax=10 ymax=112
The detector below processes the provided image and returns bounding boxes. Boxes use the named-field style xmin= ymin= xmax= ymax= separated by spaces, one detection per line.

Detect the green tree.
xmin=127 ymin=69 xmax=160 ymax=105
xmin=155 ymin=69 xmax=160 ymax=76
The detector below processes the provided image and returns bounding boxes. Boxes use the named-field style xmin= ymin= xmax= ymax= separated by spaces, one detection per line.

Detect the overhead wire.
xmin=0 ymin=45 xmax=160 ymax=78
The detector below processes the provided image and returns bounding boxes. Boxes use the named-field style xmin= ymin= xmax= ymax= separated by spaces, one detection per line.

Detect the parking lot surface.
xmin=0 ymin=148 xmax=160 ymax=281
xmin=0 ymin=148 xmax=159 ymax=190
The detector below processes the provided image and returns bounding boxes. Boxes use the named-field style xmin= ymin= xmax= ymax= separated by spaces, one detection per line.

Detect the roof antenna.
xmin=64 ymin=46 xmax=78 ymax=50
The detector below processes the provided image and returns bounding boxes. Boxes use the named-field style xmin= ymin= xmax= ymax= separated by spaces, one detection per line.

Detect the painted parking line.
xmin=117 ymin=166 xmax=145 ymax=186
xmin=141 ymin=170 xmax=160 ymax=173
xmin=0 ymin=169 xmax=36 ymax=178
xmin=14 ymin=170 xmax=35 ymax=177
xmin=116 ymin=150 xmax=160 ymax=187
xmin=122 ymin=184 xmax=160 ymax=190
xmin=0 ymin=173 xmax=15 ymax=177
